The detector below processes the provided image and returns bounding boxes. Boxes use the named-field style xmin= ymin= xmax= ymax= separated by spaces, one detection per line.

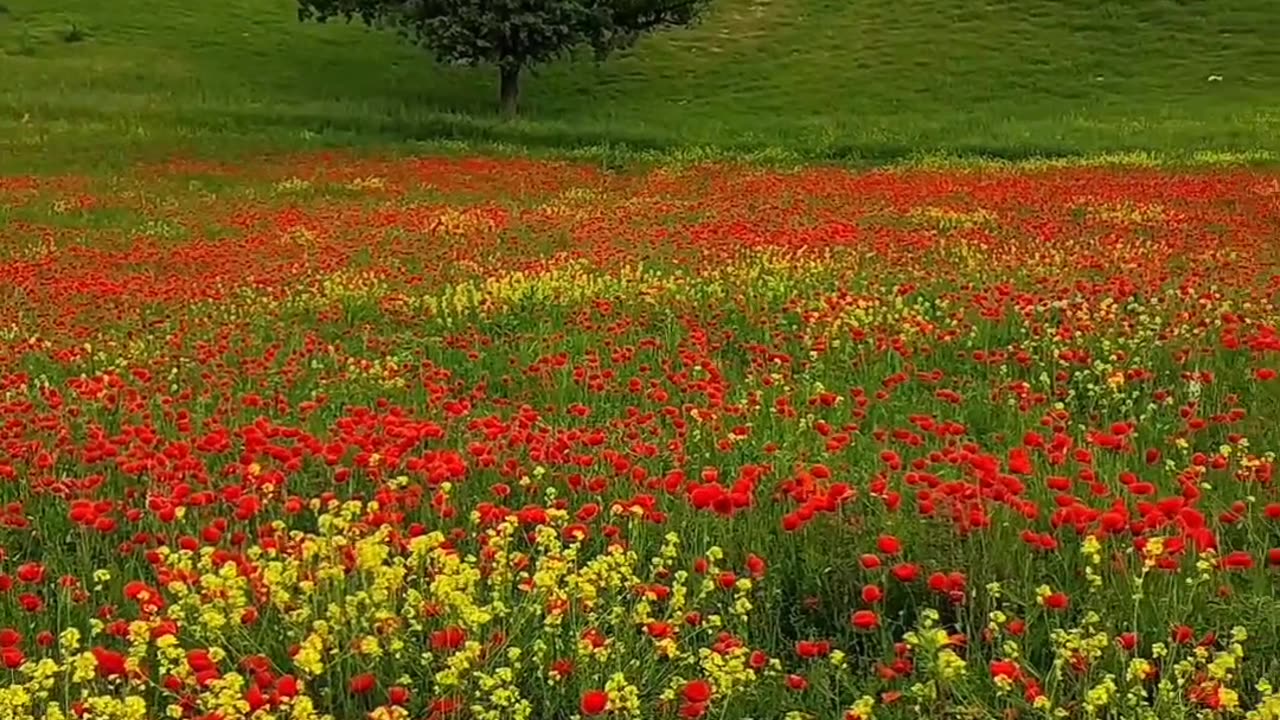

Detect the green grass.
xmin=1 ymin=0 xmax=1279 ymax=165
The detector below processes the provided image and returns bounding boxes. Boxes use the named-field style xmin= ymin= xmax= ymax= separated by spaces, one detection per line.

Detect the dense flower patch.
xmin=2 ymin=155 xmax=1280 ymax=720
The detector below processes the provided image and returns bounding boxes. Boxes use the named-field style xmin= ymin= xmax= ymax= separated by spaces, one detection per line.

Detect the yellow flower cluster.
xmin=0 ymin=501 xmax=781 ymax=720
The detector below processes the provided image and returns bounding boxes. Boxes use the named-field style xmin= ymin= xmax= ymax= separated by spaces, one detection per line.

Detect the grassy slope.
xmin=1 ymin=0 xmax=1279 ymax=164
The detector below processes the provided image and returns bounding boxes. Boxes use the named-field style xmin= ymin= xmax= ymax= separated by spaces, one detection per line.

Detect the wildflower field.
xmin=3 ymin=155 xmax=1280 ymax=720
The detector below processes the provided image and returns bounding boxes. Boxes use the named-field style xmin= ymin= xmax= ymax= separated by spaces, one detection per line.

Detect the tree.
xmin=297 ymin=0 xmax=712 ymax=117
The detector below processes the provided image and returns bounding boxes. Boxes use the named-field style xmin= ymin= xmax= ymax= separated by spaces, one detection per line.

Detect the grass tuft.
xmin=61 ymin=23 xmax=88 ymax=43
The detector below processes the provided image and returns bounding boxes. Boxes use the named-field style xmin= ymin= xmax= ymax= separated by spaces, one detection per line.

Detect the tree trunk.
xmin=499 ymin=65 xmax=520 ymax=118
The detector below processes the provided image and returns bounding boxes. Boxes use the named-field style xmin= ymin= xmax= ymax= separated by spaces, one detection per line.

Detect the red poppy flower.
xmin=1173 ymin=625 xmax=1195 ymax=645
xmin=0 ymin=647 xmax=24 ymax=669
xmin=430 ymin=626 xmax=466 ymax=652
xmin=647 ymin=621 xmax=673 ymax=639
xmin=861 ymin=584 xmax=883 ymax=604
xmin=349 ymin=673 xmax=376 ymax=694
xmin=1025 ymin=682 xmax=1045 ymax=703
xmin=1008 ymin=448 xmax=1032 ymax=475
xmin=92 ymin=647 xmax=128 ymax=678
xmin=682 ymin=679 xmax=712 ymax=704
xmin=989 ymin=659 xmax=1021 ymax=681
xmin=1223 ymin=550 xmax=1254 ymax=571
xmin=15 ymin=563 xmax=45 ymax=584
xmin=581 ymin=689 xmax=609 ymax=716
xmin=927 ymin=572 xmax=948 ymax=593
xmin=876 ymin=535 xmax=902 ymax=555
xmin=890 ymin=563 xmax=919 ymax=583
xmin=276 ymin=675 xmax=299 ymax=698
xmin=796 ymin=640 xmax=831 ymax=659
xmin=851 ymin=610 xmax=879 ymax=630
xmin=1117 ymin=632 xmax=1138 ymax=652
xmin=680 ymin=702 xmax=707 ymax=719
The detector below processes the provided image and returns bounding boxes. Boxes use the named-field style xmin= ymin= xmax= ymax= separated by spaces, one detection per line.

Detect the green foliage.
xmin=296 ymin=0 xmax=711 ymax=113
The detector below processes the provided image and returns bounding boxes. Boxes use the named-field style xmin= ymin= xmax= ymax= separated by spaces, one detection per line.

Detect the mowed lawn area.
xmin=2 ymin=0 xmax=1280 ymax=164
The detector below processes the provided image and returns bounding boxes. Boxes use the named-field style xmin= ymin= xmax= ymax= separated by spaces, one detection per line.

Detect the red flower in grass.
xmin=15 ymin=563 xmax=45 ymax=584
xmin=430 ymin=626 xmax=466 ymax=652
xmin=851 ymin=610 xmax=880 ymax=631
xmin=276 ymin=675 xmax=299 ymax=698
xmin=92 ymin=647 xmax=128 ymax=678
xmin=681 ymin=703 xmax=707 ymax=718
xmin=1222 ymin=551 xmax=1254 ymax=571
xmin=990 ymin=659 xmax=1021 ymax=682
xmin=1 ymin=647 xmax=24 ymax=669
xmin=387 ymin=686 xmax=410 ymax=705
xmin=1008 ymin=448 xmax=1033 ymax=475
xmin=1173 ymin=625 xmax=1196 ymax=645
xmin=683 ymin=679 xmax=712 ymax=704
xmin=581 ymin=689 xmax=609 ymax=716
xmin=796 ymin=640 xmax=831 ymax=659
xmin=349 ymin=672 xmax=376 ymax=694
xmin=861 ymin=584 xmax=883 ymax=604
xmin=1042 ymin=591 xmax=1069 ymax=611
xmin=876 ymin=535 xmax=902 ymax=555
xmin=890 ymin=563 xmax=919 ymax=583
xmin=1117 ymin=632 xmax=1138 ymax=652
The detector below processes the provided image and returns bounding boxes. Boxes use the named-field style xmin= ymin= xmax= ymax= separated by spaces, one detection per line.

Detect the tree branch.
xmin=613 ymin=0 xmax=703 ymax=32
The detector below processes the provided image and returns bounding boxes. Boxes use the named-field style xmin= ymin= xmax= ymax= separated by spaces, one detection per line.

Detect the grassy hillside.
xmin=1 ymin=0 xmax=1279 ymax=163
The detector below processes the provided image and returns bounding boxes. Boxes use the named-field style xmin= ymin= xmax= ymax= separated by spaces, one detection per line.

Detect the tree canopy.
xmin=297 ymin=0 xmax=712 ymax=115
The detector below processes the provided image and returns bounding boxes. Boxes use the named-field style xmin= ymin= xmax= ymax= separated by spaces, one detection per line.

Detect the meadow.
xmin=2 ymin=0 xmax=1280 ymax=165
xmin=5 ymin=0 xmax=1280 ymax=718
xmin=3 ymin=155 xmax=1280 ymax=719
